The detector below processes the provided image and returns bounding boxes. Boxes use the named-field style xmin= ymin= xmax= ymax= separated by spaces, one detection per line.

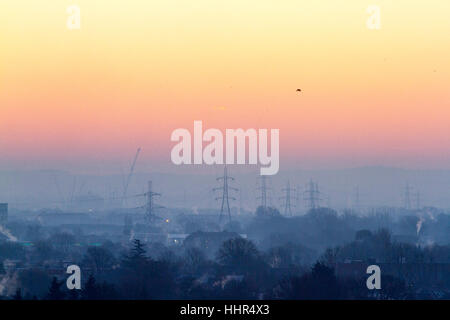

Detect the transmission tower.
xmin=415 ymin=190 xmax=421 ymax=210
xmin=214 ymin=166 xmax=237 ymax=222
xmin=303 ymin=179 xmax=321 ymax=210
xmin=280 ymin=180 xmax=296 ymax=216
xmin=257 ymin=176 xmax=271 ymax=213
xmin=350 ymin=185 xmax=363 ymax=211
xmin=295 ymin=184 xmax=302 ymax=214
xmin=404 ymin=183 xmax=412 ymax=210
xmin=144 ymin=180 xmax=162 ymax=223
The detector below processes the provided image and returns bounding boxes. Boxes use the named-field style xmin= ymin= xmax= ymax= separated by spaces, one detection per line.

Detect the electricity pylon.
xmin=404 ymin=183 xmax=412 ymax=210
xmin=257 ymin=176 xmax=269 ymax=213
xmin=303 ymin=179 xmax=321 ymax=210
xmin=214 ymin=166 xmax=237 ymax=222
xmin=280 ymin=180 xmax=296 ymax=216
xmin=144 ymin=181 xmax=162 ymax=223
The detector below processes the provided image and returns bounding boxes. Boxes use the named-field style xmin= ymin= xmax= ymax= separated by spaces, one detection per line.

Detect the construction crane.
xmin=122 ymin=147 xmax=141 ymax=208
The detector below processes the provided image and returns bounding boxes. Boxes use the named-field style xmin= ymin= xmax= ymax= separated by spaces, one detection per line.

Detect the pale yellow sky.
xmin=1 ymin=1 xmax=449 ymax=171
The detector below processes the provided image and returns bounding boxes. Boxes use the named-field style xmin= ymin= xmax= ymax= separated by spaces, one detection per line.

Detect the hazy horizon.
xmin=2 ymin=165 xmax=450 ymax=211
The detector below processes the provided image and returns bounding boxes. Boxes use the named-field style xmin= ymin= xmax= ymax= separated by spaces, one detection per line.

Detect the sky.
xmin=1 ymin=1 xmax=450 ymax=174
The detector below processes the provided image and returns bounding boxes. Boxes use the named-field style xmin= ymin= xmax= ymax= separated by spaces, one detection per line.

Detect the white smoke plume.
xmin=427 ymin=211 xmax=436 ymax=221
xmin=0 ymin=274 xmax=8 ymax=296
xmin=0 ymin=225 xmax=17 ymax=242
xmin=129 ymin=228 xmax=135 ymax=241
xmin=0 ymin=271 xmax=19 ymax=297
xmin=416 ymin=217 xmax=425 ymax=235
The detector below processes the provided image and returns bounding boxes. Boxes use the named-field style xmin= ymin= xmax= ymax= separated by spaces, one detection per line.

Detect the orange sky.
xmin=1 ymin=1 xmax=450 ymax=173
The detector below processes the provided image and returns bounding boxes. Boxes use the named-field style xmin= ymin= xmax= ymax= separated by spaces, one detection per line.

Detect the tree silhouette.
xmin=184 ymin=248 xmax=207 ymax=274
xmin=122 ymin=239 xmax=149 ymax=270
xmin=275 ymin=262 xmax=341 ymax=299
xmin=67 ymin=287 xmax=79 ymax=300
xmin=97 ymin=281 xmax=119 ymax=300
xmin=217 ymin=238 xmax=261 ymax=273
xmin=46 ymin=277 xmax=65 ymax=300
xmin=355 ymin=229 xmax=373 ymax=241
xmin=81 ymin=274 xmax=98 ymax=300
xmin=13 ymin=288 xmax=22 ymax=300
xmin=256 ymin=206 xmax=281 ymax=218
xmin=0 ymin=260 xmax=5 ymax=275
xmin=120 ymin=239 xmax=151 ymax=299
xmin=319 ymin=247 xmax=340 ymax=267
xmin=82 ymin=246 xmax=116 ymax=275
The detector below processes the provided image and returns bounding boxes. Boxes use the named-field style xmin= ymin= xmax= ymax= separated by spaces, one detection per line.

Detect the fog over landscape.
xmin=2 ymin=166 xmax=450 ymax=211
xmin=1 ymin=0 xmax=450 ymax=302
